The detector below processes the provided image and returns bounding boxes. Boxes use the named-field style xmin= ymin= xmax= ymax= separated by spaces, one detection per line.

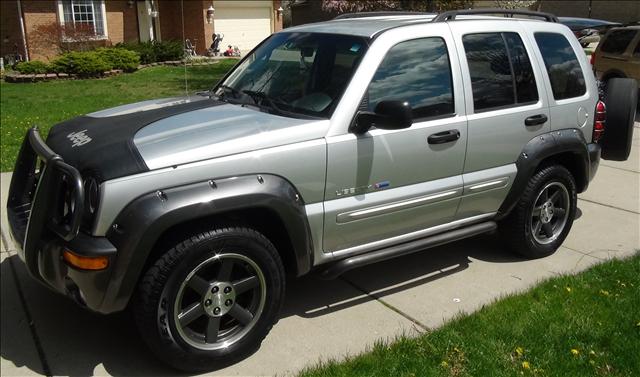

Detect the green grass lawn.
xmin=301 ymin=254 xmax=640 ymax=377
xmin=0 ymin=59 xmax=237 ymax=172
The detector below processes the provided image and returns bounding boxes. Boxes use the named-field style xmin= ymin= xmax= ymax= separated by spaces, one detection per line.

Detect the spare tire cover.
xmin=601 ymin=78 xmax=637 ymax=161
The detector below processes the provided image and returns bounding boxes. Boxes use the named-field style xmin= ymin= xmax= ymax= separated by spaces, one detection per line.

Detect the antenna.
xmin=180 ymin=0 xmax=189 ymax=98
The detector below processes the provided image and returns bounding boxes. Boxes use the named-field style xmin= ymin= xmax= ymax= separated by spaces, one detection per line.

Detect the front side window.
xmin=601 ymin=29 xmax=638 ymax=54
xmin=60 ymin=0 xmax=106 ymax=37
xmin=218 ymin=32 xmax=368 ymax=118
xmin=535 ymin=32 xmax=586 ymax=100
xmin=367 ymin=38 xmax=454 ymax=120
xmin=463 ymin=32 xmax=538 ymax=112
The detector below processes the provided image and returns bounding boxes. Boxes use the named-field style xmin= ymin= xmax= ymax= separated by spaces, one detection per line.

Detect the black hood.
xmin=45 ymin=98 xmax=224 ymax=181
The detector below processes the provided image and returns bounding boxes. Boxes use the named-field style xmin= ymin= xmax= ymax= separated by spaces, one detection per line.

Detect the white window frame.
xmin=57 ymin=0 xmax=108 ymax=40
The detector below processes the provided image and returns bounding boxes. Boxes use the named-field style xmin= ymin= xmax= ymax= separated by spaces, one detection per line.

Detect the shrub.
xmin=154 ymin=40 xmax=184 ymax=62
xmin=51 ymin=51 xmax=112 ymax=77
xmin=14 ymin=60 xmax=51 ymax=74
xmin=95 ymin=47 xmax=140 ymax=72
xmin=117 ymin=40 xmax=184 ymax=64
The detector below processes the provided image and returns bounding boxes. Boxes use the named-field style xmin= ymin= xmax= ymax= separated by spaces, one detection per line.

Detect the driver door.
xmin=322 ymin=34 xmax=468 ymax=253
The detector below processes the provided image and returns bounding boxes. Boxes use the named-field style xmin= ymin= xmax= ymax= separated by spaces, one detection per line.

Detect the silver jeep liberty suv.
xmin=7 ymin=9 xmax=637 ymax=372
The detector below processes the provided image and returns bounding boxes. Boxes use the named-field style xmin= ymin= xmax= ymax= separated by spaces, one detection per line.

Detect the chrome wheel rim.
xmin=172 ymin=253 xmax=266 ymax=350
xmin=530 ymin=182 xmax=570 ymax=245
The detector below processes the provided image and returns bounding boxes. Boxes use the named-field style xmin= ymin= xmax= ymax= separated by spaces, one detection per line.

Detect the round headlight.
xmin=85 ymin=177 xmax=100 ymax=214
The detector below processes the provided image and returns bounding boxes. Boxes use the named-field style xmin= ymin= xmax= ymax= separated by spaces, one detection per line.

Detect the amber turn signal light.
xmin=62 ymin=249 xmax=109 ymax=270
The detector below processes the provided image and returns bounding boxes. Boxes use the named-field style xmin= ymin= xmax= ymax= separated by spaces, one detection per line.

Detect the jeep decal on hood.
xmin=46 ymin=97 xmax=222 ymax=181
xmin=45 ymin=96 xmax=328 ymax=181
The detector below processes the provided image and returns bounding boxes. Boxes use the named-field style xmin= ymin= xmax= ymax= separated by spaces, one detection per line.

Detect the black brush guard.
xmin=7 ymin=128 xmax=84 ymax=276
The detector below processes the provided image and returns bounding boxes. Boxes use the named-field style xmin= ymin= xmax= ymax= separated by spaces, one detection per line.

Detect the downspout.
xmin=17 ymin=0 xmax=29 ymax=61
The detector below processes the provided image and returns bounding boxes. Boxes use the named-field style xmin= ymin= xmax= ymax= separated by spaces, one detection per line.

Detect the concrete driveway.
xmin=1 ymin=124 xmax=638 ymax=376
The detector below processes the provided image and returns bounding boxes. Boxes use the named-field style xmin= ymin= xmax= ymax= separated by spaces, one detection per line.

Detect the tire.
xmin=501 ymin=165 xmax=577 ymax=258
xmin=601 ymin=77 xmax=637 ymax=161
xmin=133 ymin=227 xmax=285 ymax=372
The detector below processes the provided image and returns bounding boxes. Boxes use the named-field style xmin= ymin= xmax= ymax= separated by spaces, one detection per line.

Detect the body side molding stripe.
xmin=336 ymin=188 xmax=462 ymax=223
xmin=465 ymin=177 xmax=510 ymax=193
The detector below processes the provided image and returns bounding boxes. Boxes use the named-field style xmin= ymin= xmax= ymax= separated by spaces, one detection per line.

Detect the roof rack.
xmin=334 ymin=11 xmax=434 ymax=20
xmin=432 ymin=8 xmax=558 ymax=23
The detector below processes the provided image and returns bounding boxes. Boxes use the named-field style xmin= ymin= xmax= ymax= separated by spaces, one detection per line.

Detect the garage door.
xmin=214 ymin=6 xmax=272 ymax=54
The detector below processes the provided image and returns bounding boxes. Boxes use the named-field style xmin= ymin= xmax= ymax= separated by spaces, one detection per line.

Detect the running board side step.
xmin=319 ymin=221 xmax=497 ymax=279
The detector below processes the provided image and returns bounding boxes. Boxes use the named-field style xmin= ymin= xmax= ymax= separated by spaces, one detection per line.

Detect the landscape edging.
xmin=3 ymin=59 xmax=222 ymax=83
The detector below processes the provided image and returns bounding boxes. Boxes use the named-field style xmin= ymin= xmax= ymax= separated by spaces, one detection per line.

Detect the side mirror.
xmin=351 ymin=100 xmax=412 ymax=134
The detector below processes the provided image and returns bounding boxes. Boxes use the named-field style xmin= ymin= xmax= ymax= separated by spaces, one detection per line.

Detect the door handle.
xmin=525 ymin=114 xmax=548 ymax=126
xmin=427 ymin=129 xmax=460 ymax=144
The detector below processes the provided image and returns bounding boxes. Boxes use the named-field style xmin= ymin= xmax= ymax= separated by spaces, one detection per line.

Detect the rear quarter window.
xmin=534 ymin=32 xmax=586 ymax=100
xmin=601 ymin=29 xmax=638 ymax=54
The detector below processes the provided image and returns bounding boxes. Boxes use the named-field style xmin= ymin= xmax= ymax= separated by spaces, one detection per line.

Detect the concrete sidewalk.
xmin=1 ymin=126 xmax=638 ymax=376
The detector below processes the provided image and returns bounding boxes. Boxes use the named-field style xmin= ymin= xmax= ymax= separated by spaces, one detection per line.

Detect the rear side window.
xmin=601 ymin=30 xmax=638 ymax=54
xmin=367 ymin=37 xmax=454 ymax=120
xmin=535 ymin=32 xmax=586 ymax=100
xmin=462 ymin=32 xmax=538 ymax=112
xmin=504 ymin=33 xmax=538 ymax=104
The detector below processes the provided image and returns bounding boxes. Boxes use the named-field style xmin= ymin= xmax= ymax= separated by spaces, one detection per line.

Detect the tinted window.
xmin=601 ymin=29 xmax=638 ymax=54
xmin=504 ymin=33 xmax=538 ymax=104
xmin=367 ymin=38 xmax=454 ymax=120
xmin=463 ymin=33 xmax=514 ymax=110
xmin=463 ymin=32 xmax=538 ymax=112
xmin=535 ymin=32 xmax=586 ymax=100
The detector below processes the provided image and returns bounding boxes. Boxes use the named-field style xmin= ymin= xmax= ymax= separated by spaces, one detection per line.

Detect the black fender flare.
xmin=496 ymin=129 xmax=594 ymax=220
xmin=99 ymin=174 xmax=312 ymax=313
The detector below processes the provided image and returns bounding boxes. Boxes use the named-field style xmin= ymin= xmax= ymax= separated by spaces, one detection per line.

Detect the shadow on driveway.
xmin=1 ymin=232 xmax=526 ymax=376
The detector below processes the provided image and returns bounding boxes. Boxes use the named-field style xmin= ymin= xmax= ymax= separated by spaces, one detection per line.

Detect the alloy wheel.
xmin=171 ymin=253 xmax=266 ymax=350
xmin=530 ymin=181 xmax=570 ymax=245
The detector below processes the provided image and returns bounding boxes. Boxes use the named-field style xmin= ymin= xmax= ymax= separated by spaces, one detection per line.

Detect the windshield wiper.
xmin=241 ymin=90 xmax=286 ymax=115
xmin=214 ymin=84 xmax=262 ymax=108
xmin=216 ymin=84 xmax=244 ymax=100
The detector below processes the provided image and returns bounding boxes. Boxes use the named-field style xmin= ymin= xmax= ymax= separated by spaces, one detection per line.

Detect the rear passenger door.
xmin=449 ymin=23 xmax=551 ymax=219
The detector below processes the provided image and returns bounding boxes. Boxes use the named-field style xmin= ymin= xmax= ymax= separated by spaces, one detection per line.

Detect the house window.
xmin=58 ymin=0 xmax=107 ymax=38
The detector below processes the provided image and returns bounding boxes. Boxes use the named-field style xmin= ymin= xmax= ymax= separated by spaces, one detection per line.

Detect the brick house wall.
xmin=21 ymin=0 xmax=59 ymax=61
xmin=157 ymin=0 xmax=212 ymax=54
xmin=0 ymin=1 xmax=27 ymax=60
xmin=105 ymin=0 xmax=138 ymax=45
xmin=274 ymin=0 xmax=284 ymax=31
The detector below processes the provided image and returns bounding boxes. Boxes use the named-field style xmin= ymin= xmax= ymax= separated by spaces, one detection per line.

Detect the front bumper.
xmin=7 ymin=128 xmax=116 ymax=311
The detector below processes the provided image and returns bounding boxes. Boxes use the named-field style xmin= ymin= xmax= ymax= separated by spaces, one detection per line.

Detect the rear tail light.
xmin=590 ymin=52 xmax=595 ymax=66
xmin=593 ymin=100 xmax=606 ymax=143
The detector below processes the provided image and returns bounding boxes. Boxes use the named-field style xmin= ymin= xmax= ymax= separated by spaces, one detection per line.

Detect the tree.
xmin=494 ymin=0 xmax=537 ymax=10
xmin=321 ymin=0 xmax=472 ymax=12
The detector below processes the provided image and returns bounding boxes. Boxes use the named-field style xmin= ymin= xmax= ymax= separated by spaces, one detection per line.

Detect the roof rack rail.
xmin=334 ymin=11 xmax=434 ymax=20
xmin=432 ymin=8 xmax=558 ymax=23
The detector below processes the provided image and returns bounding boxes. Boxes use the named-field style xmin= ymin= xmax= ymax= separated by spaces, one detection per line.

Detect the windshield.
xmin=214 ymin=32 xmax=369 ymax=118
